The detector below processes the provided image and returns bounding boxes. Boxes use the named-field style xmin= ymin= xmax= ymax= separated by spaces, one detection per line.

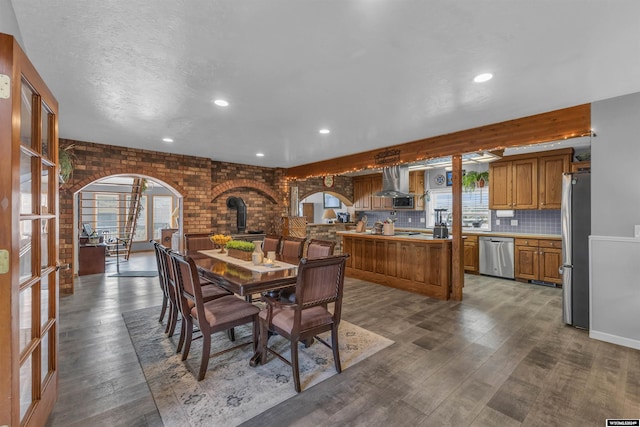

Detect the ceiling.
xmin=10 ymin=1 xmax=640 ymax=169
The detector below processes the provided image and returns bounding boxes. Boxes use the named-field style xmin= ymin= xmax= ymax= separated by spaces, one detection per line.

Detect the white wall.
xmin=591 ymin=91 xmax=640 ymax=237
xmin=1 ymin=0 xmax=24 ymax=48
xmin=589 ymin=91 xmax=640 ymax=349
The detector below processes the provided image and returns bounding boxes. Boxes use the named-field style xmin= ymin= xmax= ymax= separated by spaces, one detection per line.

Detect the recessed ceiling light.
xmin=319 ymin=129 xmax=330 ymax=134
xmin=256 ymin=153 xmax=264 ymax=157
xmin=162 ymin=137 xmax=174 ymax=143
xmin=214 ymin=99 xmax=229 ymax=107
xmin=473 ymin=73 xmax=493 ymax=83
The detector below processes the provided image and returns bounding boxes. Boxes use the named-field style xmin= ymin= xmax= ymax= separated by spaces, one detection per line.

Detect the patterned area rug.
xmin=123 ymin=306 xmax=394 ymax=426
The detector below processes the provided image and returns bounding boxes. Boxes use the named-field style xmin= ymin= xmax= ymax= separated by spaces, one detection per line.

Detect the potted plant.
xmin=58 ymin=144 xmax=76 ymax=184
xmin=462 ymin=170 xmax=489 ymax=202
xmin=225 ymin=240 xmax=256 ymax=261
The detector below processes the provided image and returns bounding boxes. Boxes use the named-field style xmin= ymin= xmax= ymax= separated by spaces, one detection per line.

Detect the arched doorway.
xmin=73 ymin=174 xmax=183 ymax=277
xmin=298 ymin=190 xmax=354 ymax=224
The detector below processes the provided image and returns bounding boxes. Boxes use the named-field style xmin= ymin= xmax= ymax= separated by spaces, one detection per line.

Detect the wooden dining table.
xmin=193 ymin=251 xmax=300 ymax=298
xmin=193 ymin=250 xmax=301 ymax=366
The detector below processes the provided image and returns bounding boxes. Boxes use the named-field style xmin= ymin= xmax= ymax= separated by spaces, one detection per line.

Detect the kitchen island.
xmin=338 ymin=231 xmax=452 ymax=300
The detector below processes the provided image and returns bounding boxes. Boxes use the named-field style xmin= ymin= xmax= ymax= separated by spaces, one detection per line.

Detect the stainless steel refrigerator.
xmin=561 ymin=171 xmax=591 ymax=329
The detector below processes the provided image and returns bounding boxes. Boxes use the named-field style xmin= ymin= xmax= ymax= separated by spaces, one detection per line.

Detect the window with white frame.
xmin=126 ymin=194 xmax=147 ymax=242
xmin=95 ymin=194 xmax=119 ymax=237
xmin=426 ymin=187 xmax=490 ymax=229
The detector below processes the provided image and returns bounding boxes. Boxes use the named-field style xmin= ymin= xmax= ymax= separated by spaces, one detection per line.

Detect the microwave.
xmin=392 ymin=196 xmax=414 ymax=209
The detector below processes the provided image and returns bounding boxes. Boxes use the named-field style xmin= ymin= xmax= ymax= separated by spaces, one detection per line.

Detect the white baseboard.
xmin=590 ymin=330 xmax=640 ymax=350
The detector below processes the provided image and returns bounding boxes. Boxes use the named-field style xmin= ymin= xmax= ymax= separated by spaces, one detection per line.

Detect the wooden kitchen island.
xmin=338 ymin=231 xmax=452 ymax=300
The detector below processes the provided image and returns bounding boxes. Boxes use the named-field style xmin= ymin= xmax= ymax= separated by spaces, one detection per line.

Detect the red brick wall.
xmin=58 ymin=139 xmax=354 ymax=293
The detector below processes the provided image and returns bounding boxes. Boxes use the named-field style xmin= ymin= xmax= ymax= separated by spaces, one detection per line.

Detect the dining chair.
xmin=280 ymin=238 xmax=337 ymax=304
xmin=151 ymin=240 xmax=170 ymax=323
xmin=306 ymin=239 xmax=336 ymax=258
xmin=261 ymin=235 xmax=281 ymax=256
xmin=258 ymin=254 xmax=349 ymax=392
xmin=280 ymin=236 xmax=306 ymax=261
xmin=171 ymin=253 xmax=260 ymax=381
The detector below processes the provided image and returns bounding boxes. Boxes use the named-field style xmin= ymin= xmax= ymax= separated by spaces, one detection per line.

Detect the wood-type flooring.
xmin=46 ymin=252 xmax=640 ymax=426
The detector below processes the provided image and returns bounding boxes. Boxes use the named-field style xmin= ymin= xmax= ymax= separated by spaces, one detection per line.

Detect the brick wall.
xmin=58 ymin=139 xmax=355 ymax=293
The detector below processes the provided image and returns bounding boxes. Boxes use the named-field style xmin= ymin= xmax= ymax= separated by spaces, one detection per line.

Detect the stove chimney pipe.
xmin=226 ymin=197 xmax=247 ymax=234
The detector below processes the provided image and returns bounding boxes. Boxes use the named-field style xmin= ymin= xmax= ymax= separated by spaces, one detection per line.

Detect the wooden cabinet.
xmin=515 ymin=238 xmax=562 ymax=285
xmin=489 ymin=149 xmax=572 ymax=210
xmin=489 ymin=158 xmax=537 ymax=209
xmin=78 ymin=244 xmax=106 ymax=276
xmin=409 ymin=171 xmax=425 ymax=210
xmin=538 ymin=154 xmax=570 ymax=209
xmin=463 ymin=235 xmax=479 ymax=274
xmin=353 ymin=176 xmax=372 ymax=210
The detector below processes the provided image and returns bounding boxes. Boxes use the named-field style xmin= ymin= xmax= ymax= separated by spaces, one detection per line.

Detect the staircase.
xmin=122 ymin=178 xmax=145 ymax=260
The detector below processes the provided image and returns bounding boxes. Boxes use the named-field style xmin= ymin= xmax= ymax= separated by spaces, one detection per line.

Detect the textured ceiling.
xmin=11 ymin=1 xmax=640 ymax=168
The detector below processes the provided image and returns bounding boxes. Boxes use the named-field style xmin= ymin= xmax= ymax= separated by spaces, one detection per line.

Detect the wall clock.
xmin=323 ymin=175 xmax=334 ymax=188
xmin=435 ymin=174 xmax=445 ymax=185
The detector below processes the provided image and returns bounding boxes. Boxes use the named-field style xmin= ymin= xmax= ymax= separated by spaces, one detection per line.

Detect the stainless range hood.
xmin=374 ymin=165 xmax=412 ymax=198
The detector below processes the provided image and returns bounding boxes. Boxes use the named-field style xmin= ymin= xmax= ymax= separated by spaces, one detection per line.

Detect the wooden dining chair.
xmin=261 ymin=235 xmax=281 ymax=256
xmin=258 ymin=254 xmax=349 ymax=392
xmin=306 ymin=239 xmax=336 ymax=258
xmin=151 ymin=240 xmax=170 ymax=323
xmin=280 ymin=236 xmax=306 ymax=261
xmin=171 ymin=253 xmax=260 ymax=381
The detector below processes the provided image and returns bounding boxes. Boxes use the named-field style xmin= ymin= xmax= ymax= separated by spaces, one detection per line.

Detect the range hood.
xmin=374 ymin=165 xmax=412 ymax=198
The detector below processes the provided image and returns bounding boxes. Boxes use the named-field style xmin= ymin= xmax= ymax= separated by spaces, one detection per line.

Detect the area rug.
xmin=123 ymin=306 xmax=394 ymax=426
xmin=109 ymin=270 xmax=158 ymax=277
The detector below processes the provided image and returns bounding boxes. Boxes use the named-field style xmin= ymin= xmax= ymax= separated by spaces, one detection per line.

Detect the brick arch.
xmin=300 ymin=189 xmax=353 ymax=206
xmin=211 ymin=179 xmax=278 ymax=203
xmin=66 ymin=166 xmax=187 ymax=196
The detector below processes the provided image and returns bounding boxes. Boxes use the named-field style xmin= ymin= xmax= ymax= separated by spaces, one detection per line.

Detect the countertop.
xmin=341 ymin=227 xmax=561 ymax=241
xmin=337 ymin=230 xmax=451 ymax=242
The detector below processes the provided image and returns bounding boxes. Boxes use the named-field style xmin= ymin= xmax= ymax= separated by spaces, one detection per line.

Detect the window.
xmin=95 ymin=194 xmax=119 ymax=238
xmin=426 ymin=187 xmax=489 ymax=230
xmin=323 ymin=193 xmax=341 ymax=208
xmin=152 ymin=196 xmax=173 ymax=240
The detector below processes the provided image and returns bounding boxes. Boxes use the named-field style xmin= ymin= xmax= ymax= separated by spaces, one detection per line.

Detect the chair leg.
xmin=252 ymin=316 xmax=259 ymax=353
xmin=291 ymin=338 xmax=301 ymax=393
xmin=331 ymin=325 xmax=342 ymax=373
xmin=198 ymin=331 xmax=211 ymax=381
xmin=159 ymin=294 xmax=168 ymax=322
xmin=176 ymin=316 xmax=186 ymax=353
xmin=164 ymin=301 xmax=173 ymax=334
xmin=182 ymin=317 xmax=193 ymax=361
xmin=227 ymin=328 xmax=235 ymax=341
xmin=259 ymin=319 xmax=269 ymax=365
xmin=168 ymin=309 xmax=180 ymax=338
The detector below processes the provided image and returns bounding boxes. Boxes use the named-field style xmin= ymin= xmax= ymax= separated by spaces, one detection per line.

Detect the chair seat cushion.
xmin=259 ymin=305 xmax=332 ymax=333
xmin=194 ymin=295 xmax=259 ymax=327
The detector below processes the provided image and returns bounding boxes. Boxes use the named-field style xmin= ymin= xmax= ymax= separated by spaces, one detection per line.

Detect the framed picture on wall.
xmin=446 ymin=170 xmax=465 ymax=186
xmin=323 ymin=193 xmax=341 ymax=208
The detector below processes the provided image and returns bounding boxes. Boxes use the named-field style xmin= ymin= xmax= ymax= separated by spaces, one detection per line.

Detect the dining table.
xmin=193 ymin=249 xmax=301 ymax=366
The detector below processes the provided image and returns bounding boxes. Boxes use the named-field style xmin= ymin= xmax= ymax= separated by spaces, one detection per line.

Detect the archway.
xmin=298 ymin=190 xmax=354 ymax=224
xmin=72 ymin=174 xmax=183 ymax=277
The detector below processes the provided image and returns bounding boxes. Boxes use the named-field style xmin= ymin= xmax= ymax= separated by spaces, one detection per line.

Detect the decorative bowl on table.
xmin=210 ymin=234 xmax=232 ymax=253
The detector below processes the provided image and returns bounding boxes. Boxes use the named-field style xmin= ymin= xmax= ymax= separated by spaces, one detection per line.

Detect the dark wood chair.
xmin=261 ymin=235 xmax=281 ymax=256
xmin=170 ymin=253 xmax=260 ymax=381
xmin=280 ymin=236 xmax=306 ymax=261
xmin=258 ymin=254 xmax=349 ymax=392
xmin=184 ymin=232 xmax=215 ymax=259
xmin=306 ymin=239 xmax=336 ymax=258
xmin=151 ymin=240 xmax=170 ymax=323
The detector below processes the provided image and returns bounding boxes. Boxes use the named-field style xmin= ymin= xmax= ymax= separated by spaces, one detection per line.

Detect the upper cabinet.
xmin=353 ymin=171 xmax=424 ymax=211
xmin=353 ymin=175 xmax=372 ymax=210
xmin=409 ymin=171 xmax=425 ymax=210
xmin=489 ymin=148 xmax=572 ymax=210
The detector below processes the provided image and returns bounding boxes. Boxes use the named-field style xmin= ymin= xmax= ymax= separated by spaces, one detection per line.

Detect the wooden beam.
xmin=286 ymin=103 xmax=590 ymax=179
xmin=451 ymin=155 xmax=463 ymax=301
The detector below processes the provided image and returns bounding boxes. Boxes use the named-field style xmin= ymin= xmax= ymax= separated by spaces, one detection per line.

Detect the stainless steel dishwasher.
xmin=479 ymin=236 xmax=515 ymax=279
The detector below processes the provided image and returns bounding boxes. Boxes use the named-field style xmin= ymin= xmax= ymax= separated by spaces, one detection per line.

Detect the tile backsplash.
xmin=355 ymin=209 xmax=561 ymax=235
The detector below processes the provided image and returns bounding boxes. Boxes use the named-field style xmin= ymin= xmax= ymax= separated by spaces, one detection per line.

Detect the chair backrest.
xmin=306 ymin=239 xmax=336 ymax=259
xmin=293 ymin=254 xmax=349 ymax=324
xmin=262 ymin=235 xmax=281 ymax=255
xmin=184 ymin=232 xmax=215 ymax=259
xmin=170 ymin=252 xmax=204 ymax=320
xmin=151 ymin=240 xmax=166 ymax=290
xmin=280 ymin=236 xmax=306 ymax=260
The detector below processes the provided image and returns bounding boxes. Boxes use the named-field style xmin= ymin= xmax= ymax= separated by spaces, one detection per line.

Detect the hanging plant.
xmin=58 ymin=144 xmax=76 ymax=184
xmin=462 ymin=170 xmax=489 ymax=203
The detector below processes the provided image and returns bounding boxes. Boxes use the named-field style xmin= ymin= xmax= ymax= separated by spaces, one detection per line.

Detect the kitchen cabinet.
xmin=489 ymin=149 xmax=572 ymax=210
xmin=353 ymin=176 xmax=372 ymax=210
xmin=538 ymin=153 xmax=570 ymax=209
xmin=514 ymin=238 xmax=562 ymax=285
xmin=409 ymin=171 xmax=425 ymax=210
xmin=463 ymin=235 xmax=479 ymax=274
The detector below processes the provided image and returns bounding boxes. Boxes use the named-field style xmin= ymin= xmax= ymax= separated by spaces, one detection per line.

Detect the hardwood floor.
xmin=47 ymin=253 xmax=640 ymax=426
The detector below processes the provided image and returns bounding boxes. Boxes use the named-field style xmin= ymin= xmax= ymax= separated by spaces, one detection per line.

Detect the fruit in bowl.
xmin=210 ymin=234 xmax=232 ymax=252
